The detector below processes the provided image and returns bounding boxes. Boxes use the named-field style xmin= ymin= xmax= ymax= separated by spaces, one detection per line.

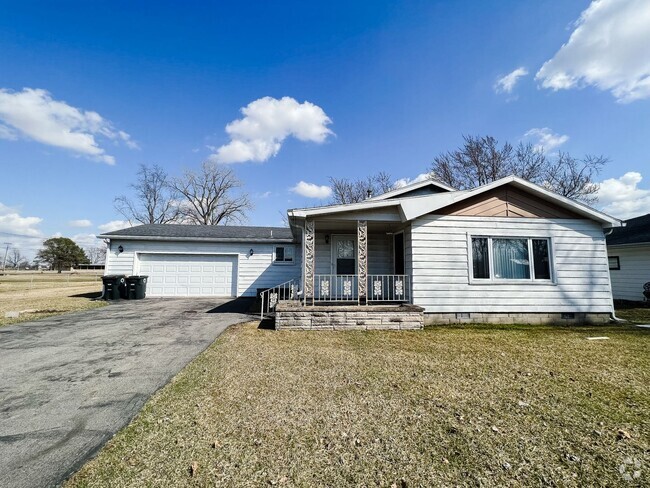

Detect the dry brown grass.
xmin=614 ymin=303 xmax=650 ymax=325
xmin=0 ymin=271 xmax=106 ymax=326
xmin=66 ymin=321 xmax=649 ymax=487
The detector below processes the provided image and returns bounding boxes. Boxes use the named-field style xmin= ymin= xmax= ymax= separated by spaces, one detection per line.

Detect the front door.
xmin=394 ymin=232 xmax=405 ymax=275
xmin=333 ymin=236 xmax=356 ymax=275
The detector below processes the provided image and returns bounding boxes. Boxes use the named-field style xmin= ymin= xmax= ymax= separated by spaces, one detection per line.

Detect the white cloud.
xmin=71 ymin=233 xmax=99 ymax=249
xmin=596 ymin=171 xmax=650 ymax=219
xmin=494 ymin=67 xmax=529 ymax=94
xmin=290 ymin=181 xmax=332 ymax=199
xmin=68 ymin=219 xmax=92 ymax=228
xmin=0 ymin=202 xmax=42 ymax=238
xmin=98 ymin=220 xmax=133 ymax=233
xmin=210 ymin=96 xmax=333 ymax=164
xmin=523 ymin=127 xmax=569 ymax=152
xmin=0 ymin=203 xmax=44 ymax=259
xmin=0 ymin=87 xmax=137 ymax=164
xmin=394 ymin=173 xmax=430 ymax=189
xmin=0 ymin=123 xmax=17 ymax=140
xmin=536 ymin=0 xmax=650 ymax=103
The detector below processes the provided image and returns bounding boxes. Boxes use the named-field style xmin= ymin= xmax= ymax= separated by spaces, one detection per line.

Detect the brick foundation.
xmin=424 ymin=312 xmax=612 ymax=326
xmin=275 ymin=302 xmax=424 ymax=330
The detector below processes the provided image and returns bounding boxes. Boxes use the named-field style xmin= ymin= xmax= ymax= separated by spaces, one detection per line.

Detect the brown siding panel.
xmin=440 ymin=185 xmax=581 ymax=219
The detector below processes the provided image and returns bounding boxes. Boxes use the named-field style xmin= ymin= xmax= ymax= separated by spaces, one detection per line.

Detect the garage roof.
xmin=100 ymin=224 xmax=295 ymax=242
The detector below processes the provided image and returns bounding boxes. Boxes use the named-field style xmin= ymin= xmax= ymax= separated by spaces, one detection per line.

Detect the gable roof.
xmin=367 ymin=178 xmax=454 ymax=200
xmin=289 ymin=175 xmax=622 ymax=227
xmin=606 ymin=213 xmax=650 ymax=246
xmin=99 ymin=224 xmax=294 ymax=242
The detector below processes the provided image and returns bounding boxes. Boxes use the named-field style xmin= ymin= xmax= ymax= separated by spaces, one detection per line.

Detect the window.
xmin=472 ymin=237 xmax=490 ymax=279
xmin=335 ymin=239 xmax=355 ymax=275
xmin=274 ymin=246 xmax=294 ymax=264
xmin=470 ymin=236 xmax=552 ymax=282
xmin=608 ymin=256 xmax=620 ymax=270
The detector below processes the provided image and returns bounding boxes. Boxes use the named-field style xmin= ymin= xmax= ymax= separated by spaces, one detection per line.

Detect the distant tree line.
xmin=3 ymin=241 xmax=107 ymax=272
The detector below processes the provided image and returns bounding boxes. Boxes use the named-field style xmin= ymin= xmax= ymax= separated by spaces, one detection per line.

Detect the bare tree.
xmin=329 ymin=171 xmax=394 ymax=204
xmin=85 ymin=245 xmax=107 ymax=264
xmin=170 ymin=162 xmax=252 ymax=225
xmin=114 ymin=164 xmax=180 ymax=224
xmin=542 ymin=152 xmax=605 ymax=205
xmin=429 ymin=135 xmax=607 ymax=203
xmin=6 ymin=248 xmax=26 ymax=269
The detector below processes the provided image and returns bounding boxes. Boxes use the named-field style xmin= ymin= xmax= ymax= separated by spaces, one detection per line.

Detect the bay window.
xmin=470 ymin=236 xmax=553 ymax=282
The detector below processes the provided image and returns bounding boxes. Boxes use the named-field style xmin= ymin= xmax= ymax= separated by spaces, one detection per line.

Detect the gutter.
xmin=99 ymin=236 xmax=296 ymax=243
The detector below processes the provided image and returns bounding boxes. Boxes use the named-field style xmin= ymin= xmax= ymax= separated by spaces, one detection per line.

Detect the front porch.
xmin=261 ymin=216 xmax=424 ymax=330
xmin=303 ymin=218 xmax=411 ymax=305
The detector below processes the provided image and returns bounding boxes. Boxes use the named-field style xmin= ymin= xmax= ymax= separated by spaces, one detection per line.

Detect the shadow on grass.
xmin=258 ymin=318 xmax=275 ymax=330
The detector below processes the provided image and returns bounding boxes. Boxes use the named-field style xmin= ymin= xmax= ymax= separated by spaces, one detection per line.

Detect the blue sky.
xmin=1 ymin=0 xmax=650 ymax=257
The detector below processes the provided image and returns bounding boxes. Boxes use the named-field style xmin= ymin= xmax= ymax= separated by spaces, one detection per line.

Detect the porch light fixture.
xmin=249 ymin=248 xmax=254 ymax=257
xmin=117 ymin=245 xmax=124 ymax=254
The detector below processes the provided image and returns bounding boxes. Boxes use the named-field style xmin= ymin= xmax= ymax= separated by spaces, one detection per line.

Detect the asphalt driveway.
xmin=0 ymin=297 xmax=255 ymax=488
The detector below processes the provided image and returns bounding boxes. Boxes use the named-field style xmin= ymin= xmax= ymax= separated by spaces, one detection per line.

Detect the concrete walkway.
xmin=0 ymin=298 xmax=254 ymax=488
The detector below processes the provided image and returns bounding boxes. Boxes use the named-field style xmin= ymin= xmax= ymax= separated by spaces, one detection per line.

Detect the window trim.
xmin=608 ymin=256 xmax=620 ymax=270
xmin=273 ymin=245 xmax=296 ymax=265
xmin=467 ymin=234 xmax=556 ymax=284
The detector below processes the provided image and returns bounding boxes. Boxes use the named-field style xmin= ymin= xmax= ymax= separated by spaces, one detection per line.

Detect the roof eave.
xmin=288 ymin=199 xmax=401 ymax=218
xmin=368 ymin=178 xmax=455 ymax=201
xmin=99 ymin=235 xmax=296 ymax=243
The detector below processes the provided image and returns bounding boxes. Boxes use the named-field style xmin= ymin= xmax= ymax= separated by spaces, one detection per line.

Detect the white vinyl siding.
xmin=607 ymin=244 xmax=650 ymax=301
xmin=105 ymin=240 xmax=300 ymax=297
xmin=410 ymin=215 xmax=613 ymax=313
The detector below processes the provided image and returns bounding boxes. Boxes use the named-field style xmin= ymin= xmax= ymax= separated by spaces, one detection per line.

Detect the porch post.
xmin=357 ymin=220 xmax=368 ymax=304
xmin=304 ymin=219 xmax=315 ymax=302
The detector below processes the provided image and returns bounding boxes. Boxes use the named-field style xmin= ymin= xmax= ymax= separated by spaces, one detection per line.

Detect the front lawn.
xmin=67 ymin=322 xmax=648 ymax=487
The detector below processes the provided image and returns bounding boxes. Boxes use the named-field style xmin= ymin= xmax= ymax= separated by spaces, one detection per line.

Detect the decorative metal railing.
xmin=311 ymin=274 xmax=410 ymax=304
xmin=368 ymin=274 xmax=410 ymax=302
xmin=314 ymin=274 xmax=359 ymax=303
xmin=260 ymin=279 xmax=299 ymax=319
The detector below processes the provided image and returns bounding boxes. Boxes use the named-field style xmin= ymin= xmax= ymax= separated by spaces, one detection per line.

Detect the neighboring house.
xmin=606 ymin=213 xmax=650 ymax=302
xmin=101 ymin=175 xmax=621 ymax=327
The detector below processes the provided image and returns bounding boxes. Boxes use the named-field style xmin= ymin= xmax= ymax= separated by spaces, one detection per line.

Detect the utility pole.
xmin=2 ymin=243 xmax=11 ymax=273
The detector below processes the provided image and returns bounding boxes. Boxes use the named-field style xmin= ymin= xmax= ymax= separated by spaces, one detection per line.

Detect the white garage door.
xmin=139 ymin=254 xmax=237 ymax=297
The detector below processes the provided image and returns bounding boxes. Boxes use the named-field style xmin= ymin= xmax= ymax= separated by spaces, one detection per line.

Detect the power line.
xmin=0 ymin=231 xmax=44 ymax=239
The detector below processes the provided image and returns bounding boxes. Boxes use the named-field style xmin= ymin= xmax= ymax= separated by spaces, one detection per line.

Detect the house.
xmin=101 ymin=175 xmax=622 ymax=329
xmin=606 ymin=213 xmax=650 ymax=302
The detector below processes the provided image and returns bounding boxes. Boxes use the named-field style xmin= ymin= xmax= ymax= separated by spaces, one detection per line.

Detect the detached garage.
xmin=100 ymin=224 xmax=300 ymax=298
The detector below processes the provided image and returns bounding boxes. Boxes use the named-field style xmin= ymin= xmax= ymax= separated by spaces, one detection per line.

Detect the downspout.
xmin=603 ymin=227 xmax=625 ymax=323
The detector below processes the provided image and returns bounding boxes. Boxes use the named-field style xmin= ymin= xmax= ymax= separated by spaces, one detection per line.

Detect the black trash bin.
xmin=125 ymin=275 xmax=148 ymax=299
xmin=102 ymin=275 xmax=126 ymax=300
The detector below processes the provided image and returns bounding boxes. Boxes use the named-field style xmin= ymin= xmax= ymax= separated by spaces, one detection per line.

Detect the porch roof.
xmin=287 ymin=175 xmax=623 ymax=228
